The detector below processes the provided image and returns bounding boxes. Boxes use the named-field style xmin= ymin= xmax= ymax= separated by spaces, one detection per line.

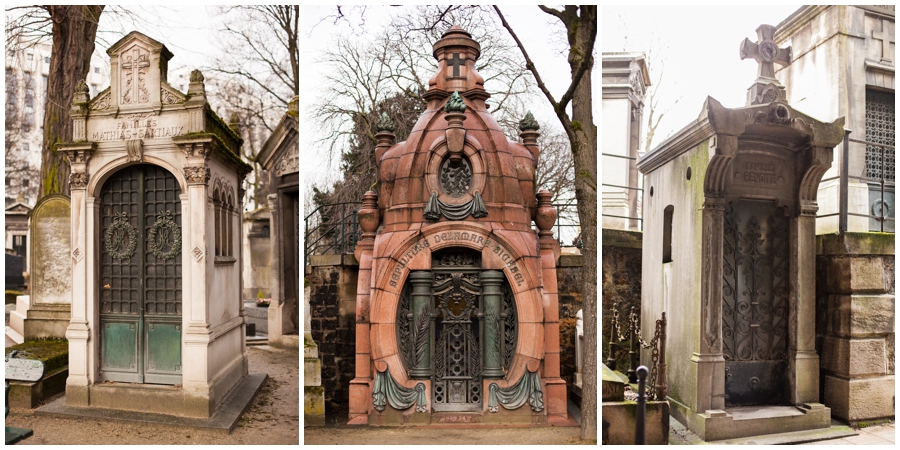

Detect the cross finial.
xmin=740 ymin=24 xmax=792 ymax=81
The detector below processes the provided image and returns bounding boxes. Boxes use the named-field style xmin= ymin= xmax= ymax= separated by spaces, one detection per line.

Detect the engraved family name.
xmin=735 ymin=161 xmax=784 ymax=185
xmin=91 ymin=117 xmax=185 ymax=142
xmin=388 ymin=231 xmax=525 ymax=288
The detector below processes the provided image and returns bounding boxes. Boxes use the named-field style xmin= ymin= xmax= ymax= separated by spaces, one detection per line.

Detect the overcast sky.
xmin=302 ymin=5 xmax=600 ymax=191
xmin=603 ymin=5 xmax=802 ymax=153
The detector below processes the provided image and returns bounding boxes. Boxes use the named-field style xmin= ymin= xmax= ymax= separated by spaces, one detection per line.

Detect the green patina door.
xmin=99 ymin=164 xmax=183 ymax=385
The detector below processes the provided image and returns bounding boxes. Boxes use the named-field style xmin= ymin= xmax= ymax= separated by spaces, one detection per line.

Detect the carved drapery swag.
xmin=424 ymin=191 xmax=488 ymax=221
xmin=372 ymin=367 xmax=427 ymax=413
xmin=488 ymin=369 xmax=544 ymax=412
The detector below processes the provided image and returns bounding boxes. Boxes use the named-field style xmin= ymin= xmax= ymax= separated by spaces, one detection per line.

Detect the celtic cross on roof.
xmin=740 ymin=24 xmax=792 ymax=81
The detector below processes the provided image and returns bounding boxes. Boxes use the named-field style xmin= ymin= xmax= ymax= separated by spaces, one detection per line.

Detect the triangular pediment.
xmin=105 ymin=31 xmax=174 ymax=111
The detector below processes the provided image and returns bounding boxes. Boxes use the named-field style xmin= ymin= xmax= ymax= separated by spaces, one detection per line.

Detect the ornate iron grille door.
xmin=722 ymin=200 xmax=789 ymax=406
xmin=865 ymin=89 xmax=895 ymax=232
xmin=100 ymin=165 xmax=183 ymax=385
xmin=432 ymin=267 xmax=483 ymax=412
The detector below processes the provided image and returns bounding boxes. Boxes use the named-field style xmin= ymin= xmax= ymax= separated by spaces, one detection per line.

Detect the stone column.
xmin=480 ymin=270 xmax=505 ymax=379
xmin=409 ymin=271 xmax=434 ymax=379
xmin=791 ymin=207 xmax=820 ymax=404
xmin=349 ymin=191 xmax=378 ymax=423
xmin=181 ymin=150 xmax=211 ymax=399
xmin=697 ymin=196 xmax=727 ymax=413
xmin=535 ymin=190 xmax=567 ymax=420
xmin=61 ymin=144 xmax=94 ymax=406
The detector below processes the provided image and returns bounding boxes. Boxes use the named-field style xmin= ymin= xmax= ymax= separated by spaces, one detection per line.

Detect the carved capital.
xmin=179 ymin=142 xmax=211 ymax=161
xmin=69 ymin=172 xmax=89 ymax=190
xmin=184 ymin=165 xmax=210 ymax=186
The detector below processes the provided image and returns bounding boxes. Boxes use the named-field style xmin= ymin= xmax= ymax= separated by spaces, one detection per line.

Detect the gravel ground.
xmin=5 ymin=344 xmax=299 ymax=445
xmin=304 ymin=424 xmax=593 ymax=445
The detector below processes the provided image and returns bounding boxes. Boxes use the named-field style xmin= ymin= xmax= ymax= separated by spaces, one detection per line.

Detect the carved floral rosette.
xmin=69 ymin=173 xmax=89 ymax=189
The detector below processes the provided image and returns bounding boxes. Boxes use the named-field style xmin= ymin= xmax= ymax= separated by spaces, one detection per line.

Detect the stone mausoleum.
xmin=637 ymin=25 xmax=845 ymax=440
xmin=58 ymin=31 xmax=260 ymax=418
xmin=348 ymin=26 xmax=568 ymax=425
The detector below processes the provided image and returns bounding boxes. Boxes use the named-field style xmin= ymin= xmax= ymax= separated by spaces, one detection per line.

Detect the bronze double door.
xmin=99 ymin=164 xmax=183 ymax=384
xmin=722 ymin=199 xmax=789 ymax=406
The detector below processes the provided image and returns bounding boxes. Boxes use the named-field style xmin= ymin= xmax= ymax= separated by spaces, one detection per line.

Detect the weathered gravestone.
xmin=9 ymin=195 xmax=72 ymax=340
xmin=636 ymin=24 xmax=845 ymax=441
xmin=347 ymin=26 xmax=567 ymax=426
xmin=57 ymin=31 xmax=259 ymax=419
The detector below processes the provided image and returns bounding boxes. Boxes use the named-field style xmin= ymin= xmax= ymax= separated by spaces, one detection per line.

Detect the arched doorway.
xmin=98 ymin=164 xmax=183 ymax=384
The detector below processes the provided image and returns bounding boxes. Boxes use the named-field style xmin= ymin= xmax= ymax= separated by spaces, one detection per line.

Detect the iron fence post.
xmin=635 ymin=365 xmax=649 ymax=445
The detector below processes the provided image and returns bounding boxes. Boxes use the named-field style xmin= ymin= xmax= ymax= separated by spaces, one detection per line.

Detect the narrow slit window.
xmin=663 ymin=205 xmax=674 ymax=263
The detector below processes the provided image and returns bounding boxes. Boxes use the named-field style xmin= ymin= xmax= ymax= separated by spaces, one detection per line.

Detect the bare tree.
xmin=206 ymin=5 xmax=298 ymax=210
xmin=494 ymin=5 xmax=597 ymax=441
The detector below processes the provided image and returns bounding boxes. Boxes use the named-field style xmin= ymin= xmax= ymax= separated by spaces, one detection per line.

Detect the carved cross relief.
xmin=872 ymin=18 xmax=895 ymax=63
xmin=121 ymin=47 xmax=150 ymax=105
xmin=740 ymin=24 xmax=792 ymax=80
xmin=447 ymin=53 xmax=465 ymax=78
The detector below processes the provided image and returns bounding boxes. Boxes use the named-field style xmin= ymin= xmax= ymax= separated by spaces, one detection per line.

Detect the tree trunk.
xmin=39 ymin=5 xmax=104 ymax=199
xmin=565 ymin=6 xmax=598 ymax=442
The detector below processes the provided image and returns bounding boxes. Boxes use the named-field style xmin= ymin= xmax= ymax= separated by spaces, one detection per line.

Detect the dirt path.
xmin=6 ymin=345 xmax=299 ymax=445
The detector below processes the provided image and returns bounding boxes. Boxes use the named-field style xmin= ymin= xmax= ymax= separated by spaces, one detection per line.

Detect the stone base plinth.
xmin=7 ymin=365 xmax=68 ymax=409
xmin=670 ymin=398 xmax=831 ymax=442
xmin=304 ymin=386 xmax=325 ymax=426
xmin=9 ymin=297 xmax=71 ymax=340
xmin=601 ymin=400 xmax=669 ymax=445
xmin=823 ymin=375 xmax=895 ymax=423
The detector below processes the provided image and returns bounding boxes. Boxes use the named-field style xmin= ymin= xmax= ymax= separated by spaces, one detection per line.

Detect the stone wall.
xmin=601 ymin=229 xmax=642 ymax=370
xmin=815 ymin=232 xmax=895 ymax=424
xmin=305 ymin=255 xmax=358 ymax=415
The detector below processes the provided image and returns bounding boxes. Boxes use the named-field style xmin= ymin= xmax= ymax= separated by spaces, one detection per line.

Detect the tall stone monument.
xmin=636 ymin=25 xmax=845 ymax=441
xmin=348 ymin=26 xmax=567 ymax=425
xmin=58 ymin=31 xmax=258 ymax=418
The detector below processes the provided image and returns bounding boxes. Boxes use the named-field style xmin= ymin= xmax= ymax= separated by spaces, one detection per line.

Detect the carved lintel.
xmin=184 ymin=165 xmax=210 ymax=186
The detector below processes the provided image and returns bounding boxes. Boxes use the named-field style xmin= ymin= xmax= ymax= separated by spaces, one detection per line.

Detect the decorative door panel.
xmin=431 ymin=251 xmax=483 ymax=412
xmin=722 ymin=199 xmax=789 ymax=406
xmin=100 ymin=165 xmax=182 ymax=384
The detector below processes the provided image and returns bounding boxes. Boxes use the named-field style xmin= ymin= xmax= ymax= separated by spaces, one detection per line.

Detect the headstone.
xmin=348 ymin=26 xmax=566 ymax=425
xmin=9 ymin=195 xmax=71 ymax=340
xmin=57 ymin=31 xmax=256 ymax=419
xmin=635 ymin=23 xmax=845 ymax=441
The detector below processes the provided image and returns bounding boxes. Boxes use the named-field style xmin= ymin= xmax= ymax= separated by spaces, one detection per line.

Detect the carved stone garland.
xmin=488 ymin=369 xmax=544 ymax=413
xmin=372 ymin=366 xmax=427 ymax=413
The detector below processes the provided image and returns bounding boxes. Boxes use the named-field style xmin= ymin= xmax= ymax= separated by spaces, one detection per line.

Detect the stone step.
xmin=9 ymin=311 xmax=26 ymax=338
xmin=15 ymin=295 xmax=30 ymax=315
xmin=6 ymin=325 xmax=25 ymax=345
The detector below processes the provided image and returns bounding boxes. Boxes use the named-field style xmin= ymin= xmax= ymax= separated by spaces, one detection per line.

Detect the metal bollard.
xmin=635 ymin=365 xmax=649 ymax=445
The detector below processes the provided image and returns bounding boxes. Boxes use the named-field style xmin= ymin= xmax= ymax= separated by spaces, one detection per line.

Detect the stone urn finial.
xmin=188 ymin=69 xmax=206 ymax=98
xmin=374 ymin=112 xmax=396 ymax=162
xmin=535 ymin=189 xmax=557 ymax=241
xmin=444 ymin=91 xmax=468 ymax=163
xmin=357 ymin=191 xmax=380 ymax=240
xmin=73 ymin=79 xmax=90 ymax=104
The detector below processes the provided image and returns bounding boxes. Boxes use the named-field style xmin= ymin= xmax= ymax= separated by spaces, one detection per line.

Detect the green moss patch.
xmin=6 ymin=338 xmax=69 ymax=372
